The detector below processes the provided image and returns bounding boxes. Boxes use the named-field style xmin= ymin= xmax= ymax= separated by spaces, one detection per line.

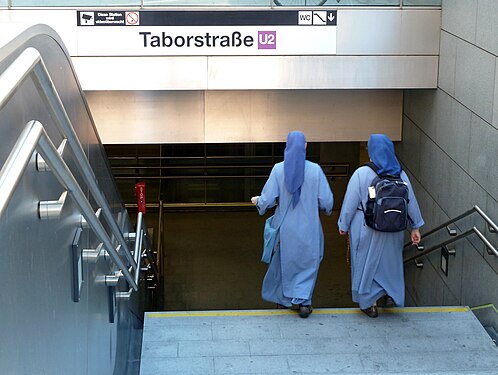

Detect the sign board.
xmin=76 ymin=10 xmax=337 ymax=56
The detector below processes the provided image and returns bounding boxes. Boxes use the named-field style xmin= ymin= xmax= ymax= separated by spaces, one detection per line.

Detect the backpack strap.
xmin=363 ymin=162 xmax=402 ymax=179
xmin=363 ymin=161 xmax=379 ymax=174
xmin=358 ymin=162 xmax=379 ymax=214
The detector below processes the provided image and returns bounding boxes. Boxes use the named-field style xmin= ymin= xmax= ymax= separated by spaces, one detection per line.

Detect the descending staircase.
xmin=140 ymin=306 xmax=498 ymax=374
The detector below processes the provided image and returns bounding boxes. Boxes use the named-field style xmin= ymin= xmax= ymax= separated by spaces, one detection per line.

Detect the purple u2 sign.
xmin=258 ymin=31 xmax=276 ymax=49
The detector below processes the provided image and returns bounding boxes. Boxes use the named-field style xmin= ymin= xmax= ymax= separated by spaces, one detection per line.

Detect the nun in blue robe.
xmin=338 ymin=134 xmax=424 ymax=315
xmin=251 ymin=131 xmax=333 ymax=315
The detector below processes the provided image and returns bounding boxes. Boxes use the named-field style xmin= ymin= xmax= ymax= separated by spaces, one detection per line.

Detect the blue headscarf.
xmin=284 ymin=131 xmax=306 ymax=207
xmin=367 ymin=134 xmax=401 ymax=176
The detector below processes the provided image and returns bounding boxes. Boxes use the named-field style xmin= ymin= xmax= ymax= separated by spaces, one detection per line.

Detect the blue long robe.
xmin=256 ymin=161 xmax=333 ymax=306
xmin=338 ymin=166 xmax=424 ymax=309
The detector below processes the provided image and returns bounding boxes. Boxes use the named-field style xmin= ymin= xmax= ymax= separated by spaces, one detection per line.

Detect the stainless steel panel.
xmin=75 ymin=55 xmax=438 ymax=91
xmin=337 ymin=9 xmax=441 ymax=55
xmin=86 ymin=90 xmax=205 ymax=144
xmin=0 ymin=25 xmax=143 ymax=375
xmin=207 ymin=56 xmax=438 ymax=90
xmin=86 ymin=89 xmax=401 ymax=143
xmin=73 ymin=56 xmax=209 ymax=91
xmin=205 ymin=89 xmax=402 ymax=142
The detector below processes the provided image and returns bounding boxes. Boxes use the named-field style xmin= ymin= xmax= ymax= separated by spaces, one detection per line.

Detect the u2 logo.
xmin=258 ymin=31 xmax=276 ymax=49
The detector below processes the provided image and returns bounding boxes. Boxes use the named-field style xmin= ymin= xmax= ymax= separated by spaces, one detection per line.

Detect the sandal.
xmin=360 ymin=305 xmax=378 ymax=318
xmin=377 ymin=295 xmax=396 ymax=308
xmin=299 ymin=305 xmax=312 ymax=318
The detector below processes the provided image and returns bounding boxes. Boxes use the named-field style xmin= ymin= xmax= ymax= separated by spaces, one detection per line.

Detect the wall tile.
xmin=405 ymin=287 xmax=416 ymax=306
xmin=434 ymin=90 xmax=472 ymax=171
xmin=469 ymin=114 xmax=490 ymax=189
xmin=425 ymin=240 xmax=463 ymax=303
xmin=461 ymin=244 xmax=498 ymax=308
xmin=469 ymin=114 xmax=498 ymax=202
xmin=455 ymin=180 xmax=488 ymax=254
xmin=483 ymin=195 xmax=498 ymax=275
xmin=455 ymin=39 xmax=496 ymax=123
xmin=438 ymin=31 xmax=457 ymax=95
xmin=476 ymin=0 xmax=498 ymax=55
xmin=446 ymin=161 xmax=487 ymax=219
xmin=443 ymin=283 xmax=461 ymax=305
xmin=403 ymin=89 xmax=438 ymax=140
xmin=418 ymin=134 xmax=439 ymax=199
xmin=405 ymin=257 xmax=444 ymax=306
xmin=420 ymin=138 xmax=454 ymax=215
xmin=494 ymin=60 xmax=498 ymax=131
xmin=402 ymin=1 xmax=498 ymax=312
xmin=403 ymin=168 xmax=448 ymax=232
xmin=398 ymin=116 xmax=421 ymax=176
xmin=442 ymin=0 xmax=478 ymax=44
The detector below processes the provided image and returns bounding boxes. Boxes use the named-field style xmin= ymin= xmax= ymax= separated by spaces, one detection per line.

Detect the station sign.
xmin=76 ymin=10 xmax=337 ymax=56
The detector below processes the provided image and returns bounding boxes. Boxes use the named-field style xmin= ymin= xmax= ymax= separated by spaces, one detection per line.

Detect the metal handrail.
xmin=0 ymin=120 xmax=138 ymax=290
xmin=117 ymin=211 xmax=159 ymax=299
xmin=133 ymin=212 xmax=144 ymax=284
xmin=403 ymin=205 xmax=498 ymax=250
xmin=143 ymin=228 xmax=159 ymax=277
xmin=403 ymin=206 xmax=498 ymax=265
xmin=0 ymin=47 xmax=136 ymax=269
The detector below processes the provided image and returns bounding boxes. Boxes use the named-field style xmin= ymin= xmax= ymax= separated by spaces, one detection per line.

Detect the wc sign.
xmin=298 ymin=11 xmax=336 ymax=25
xmin=258 ymin=31 xmax=276 ymax=49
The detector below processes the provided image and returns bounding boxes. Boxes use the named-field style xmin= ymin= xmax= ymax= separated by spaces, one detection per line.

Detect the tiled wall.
xmin=398 ymin=0 xmax=498 ymax=318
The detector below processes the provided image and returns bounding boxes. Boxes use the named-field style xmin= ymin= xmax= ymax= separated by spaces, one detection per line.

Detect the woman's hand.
xmin=251 ymin=196 xmax=259 ymax=205
xmin=339 ymin=230 xmax=348 ymax=236
xmin=411 ymin=229 xmax=421 ymax=246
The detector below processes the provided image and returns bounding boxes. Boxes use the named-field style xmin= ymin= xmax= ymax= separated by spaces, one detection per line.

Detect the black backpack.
xmin=362 ymin=162 xmax=409 ymax=232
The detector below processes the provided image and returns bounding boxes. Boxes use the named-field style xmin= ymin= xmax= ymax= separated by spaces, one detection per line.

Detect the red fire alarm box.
xmin=135 ymin=182 xmax=146 ymax=214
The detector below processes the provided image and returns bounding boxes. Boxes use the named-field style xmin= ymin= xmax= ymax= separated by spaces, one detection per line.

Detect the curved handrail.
xmin=0 ymin=120 xmax=138 ymax=290
xmin=0 ymin=47 xmax=137 ymax=270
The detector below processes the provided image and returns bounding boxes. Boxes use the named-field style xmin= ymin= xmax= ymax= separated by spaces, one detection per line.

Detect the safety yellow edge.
xmin=147 ymin=306 xmax=469 ymax=318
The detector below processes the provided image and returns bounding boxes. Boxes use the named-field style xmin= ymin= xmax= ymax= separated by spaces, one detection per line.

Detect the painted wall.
xmin=398 ymin=0 xmax=498 ymax=322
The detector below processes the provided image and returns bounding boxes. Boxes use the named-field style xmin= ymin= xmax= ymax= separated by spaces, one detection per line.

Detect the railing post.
xmin=157 ymin=199 xmax=163 ymax=277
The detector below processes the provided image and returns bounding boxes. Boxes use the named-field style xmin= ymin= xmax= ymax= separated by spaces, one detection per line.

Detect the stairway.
xmin=140 ymin=307 xmax=498 ymax=374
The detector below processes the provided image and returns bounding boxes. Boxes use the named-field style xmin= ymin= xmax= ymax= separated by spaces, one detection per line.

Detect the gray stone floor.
xmin=140 ymin=306 xmax=498 ymax=374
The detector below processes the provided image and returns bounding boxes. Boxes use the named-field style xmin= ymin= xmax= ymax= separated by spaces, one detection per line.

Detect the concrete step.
xmin=140 ymin=306 xmax=498 ymax=374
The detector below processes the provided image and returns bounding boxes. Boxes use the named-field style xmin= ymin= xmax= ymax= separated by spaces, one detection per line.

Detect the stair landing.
xmin=140 ymin=306 xmax=498 ymax=374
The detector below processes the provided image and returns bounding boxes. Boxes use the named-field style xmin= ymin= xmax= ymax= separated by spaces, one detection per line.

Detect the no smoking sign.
xmin=125 ymin=12 xmax=140 ymax=26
